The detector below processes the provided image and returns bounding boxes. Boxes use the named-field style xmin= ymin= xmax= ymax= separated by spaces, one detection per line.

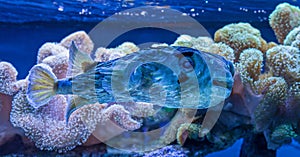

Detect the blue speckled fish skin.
xmin=66 ymin=46 xmax=234 ymax=110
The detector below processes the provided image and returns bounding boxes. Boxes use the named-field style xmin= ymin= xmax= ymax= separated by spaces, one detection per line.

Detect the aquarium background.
xmin=0 ymin=0 xmax=300 ymax=156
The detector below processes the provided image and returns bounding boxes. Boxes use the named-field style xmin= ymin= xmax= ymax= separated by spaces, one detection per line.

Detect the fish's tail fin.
xmin=27 ymin=64 xmax=57 ymax=108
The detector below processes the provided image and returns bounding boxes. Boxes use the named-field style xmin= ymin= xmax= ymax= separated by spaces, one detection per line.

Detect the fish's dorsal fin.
xmin=68 ymin=41 xmax=95 ymax=76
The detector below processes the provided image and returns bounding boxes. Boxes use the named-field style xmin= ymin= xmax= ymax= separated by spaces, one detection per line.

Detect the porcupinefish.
xmin=26 ymin=42 xmax=234 ymax=121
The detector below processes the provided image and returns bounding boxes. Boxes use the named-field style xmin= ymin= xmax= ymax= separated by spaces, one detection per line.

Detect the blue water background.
xmin=0 ymin=0 xmax=300 ymax=156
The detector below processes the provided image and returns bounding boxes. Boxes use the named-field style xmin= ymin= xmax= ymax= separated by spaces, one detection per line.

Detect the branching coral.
xmin=269 ymin=3 xmax=300 ymax=44
xmin=60 ymin=31 xmax=94 ymax=54
xmin=214 ymin=23 xmax=267 ymax=62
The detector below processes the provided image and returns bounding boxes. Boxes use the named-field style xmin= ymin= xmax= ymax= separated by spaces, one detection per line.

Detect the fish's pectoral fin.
xmin=65 ymin=95 xmax=91 ymax=124
xmin=67 ymin=41 xmax=96 ymax=77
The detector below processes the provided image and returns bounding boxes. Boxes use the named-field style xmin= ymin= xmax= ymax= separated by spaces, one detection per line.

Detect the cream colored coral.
xmin=214 ymin=23 xmax=267 ymax=62
xmin=0 ymin=62 xmax=18 ymax=95
xmin=269 ymin=3 xmax=300 ymax=43
xmin=94 ymin=42 xmax=139 ymax=62
xmin=254 ymin=77 xmax=287 ymax=131
xmin=208 ymin=43 xmax=235 ymax=62
xmin=42 ymin=53 xmax=68 ymax=79
xmin=171 ymin=34 xmax=194 ymax=47
xmin=266 ymin=45 xmax=300 ymax=82
xmin=116 ymin=42 xmax=139 ymax=54
xmin=236 ymin=48 xmax=263 ymax=85
xmin=37 ymin=42 xmax=68 ymax=63
xmin=60 ymin=31 xmax=94 ymax=54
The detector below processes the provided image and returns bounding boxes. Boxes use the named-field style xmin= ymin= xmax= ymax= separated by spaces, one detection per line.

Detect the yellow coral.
xmin=214 ymin=23 xmax=267 ymax=62
xmin=269 ymin=3 xmax=300 ymax=44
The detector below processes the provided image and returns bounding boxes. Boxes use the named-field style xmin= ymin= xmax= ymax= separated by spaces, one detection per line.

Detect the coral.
xmin=171 ymin=34 xmax=194 ymax=48
xmin=37 ymin=42 xmax=68 ymax=63
xmin=176 ymin=123 xmax=201 ymax=145
xmin=151 ymin=43 xmax=169 ymax=48
xmin=172 ymin=35 xmax=214 ymax=52
xmin=114 ymin=102 xmax=155 ymax=117
xmin=270 ymin=124 xmax=297 ymax=143
xmin=0 ymin=62 xmax=18 ymax=95
xmin=94 ymin=42 xmax=139 ymax=62
xmin=267 ymin=42 xmax=278 ymax=50
xmin=94 ymin=47 xmax=111 ymax=62
xmin=236 ymin=48 xmax=263 ymax=86
xmin=284 ymin=26 xmax=300 ymax=46
xmin=207 ymin=42 xmax=235 ymax=62
xmin=143 ymin=145 xmax=189 ymax=157
xmin=98 ymin=104 xmax=141 ymax=130
xmin=269 ymin=3 xmax=300 ymax=43
xmin=266 ymin=45 xmax=300 ymax=83
xmin=60 ymin=31 xmax=94 ymax=54
xmin=254 ymin=77 xmax=287 ymax=132
xmin=214 ymin=23 xmax=267 ymax=62
xmin=284 ymin=26 xmax=300 ymax=54
xmin=10 ymin=80 xmax=142 ymax=152
xmin=116 ymin=42 xmax=139 ymax=54
xmin=42 ymin=53 xmax=69 ymax=79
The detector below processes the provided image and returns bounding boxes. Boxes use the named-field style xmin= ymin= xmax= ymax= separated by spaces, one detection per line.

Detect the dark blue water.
xmin=1 ymin=0 xmax=300 ymax=156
